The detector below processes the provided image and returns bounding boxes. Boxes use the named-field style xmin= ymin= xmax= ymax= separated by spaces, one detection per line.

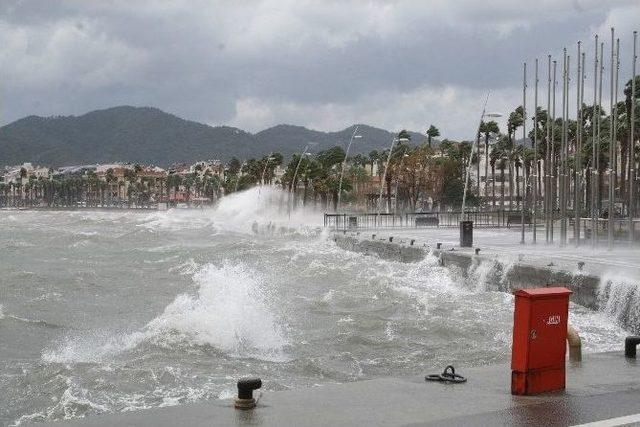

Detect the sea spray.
xmin=43 ymin=262 xmax=288 ymax=363
xmin=146 ymin=262 xmax=288 ymax=360
xmin=209 ymin=186 xmax=323 ymax=232
xmin=136 ymin=186 xmax=324 ymax=235
xmin=597 ymin=273 xmax=640 ymax=333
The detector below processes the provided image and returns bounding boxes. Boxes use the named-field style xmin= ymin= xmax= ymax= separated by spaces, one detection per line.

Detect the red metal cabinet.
xmin=511 ymin=287 xmax=572 ymax=395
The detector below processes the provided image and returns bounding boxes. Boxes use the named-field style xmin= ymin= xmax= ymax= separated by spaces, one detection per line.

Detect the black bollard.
xmin=436 ymin=242 xmax=442 ymax=249
xmin=475 ymin=248 xmax=481 ymax=255
xmin=410 ymin=239 xmax=415 ymax=246
xmin=389 ymin=236 xmax=394 ymax=242
xmin=235 ymin=378 xmax=262 ymax=409
xmin=459 ymin=221 xmax=473 ymax=247
xmin=625 ymin=336 xmax=640 ymax=358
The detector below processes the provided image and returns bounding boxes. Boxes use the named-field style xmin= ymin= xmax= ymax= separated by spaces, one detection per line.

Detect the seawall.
xmin=333 ymin=232 xmax=601 ymax=311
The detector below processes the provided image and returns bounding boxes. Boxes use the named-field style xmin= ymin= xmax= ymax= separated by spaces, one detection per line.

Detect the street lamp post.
xmin=233 ymin=159 xmax=247 ymax=193
xmin=337 ymin=126 xmax=363 ymax=211
xmin=461 ymin=95 xmax=501 ymax=216
xmin=394 ymin=153 xmax=409 ymax=212
xmin=260 ymin=153 xmax=275 ymax=186
xmin=377 ymin=135 xmax=409 ymax=221
xmin=289 ymin=143 xmax=314 ymax=218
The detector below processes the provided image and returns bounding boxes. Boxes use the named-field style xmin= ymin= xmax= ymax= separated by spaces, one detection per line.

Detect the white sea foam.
xmin=597 ymin=273 xmax=640 ymax=332
xmin=134 ymin=187 xmax=323 ymax=236
xmin=11 ymin=377 xmax=108 ymax=425
xmin=147 ymin=262 xmax=288 ymax=359
xmin=43 ymin=262 xmax=288 ymax=363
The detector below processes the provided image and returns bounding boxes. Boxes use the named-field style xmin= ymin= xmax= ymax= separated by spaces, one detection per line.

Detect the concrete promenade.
xmin=36 ymin=352 xmax=640 ymax=426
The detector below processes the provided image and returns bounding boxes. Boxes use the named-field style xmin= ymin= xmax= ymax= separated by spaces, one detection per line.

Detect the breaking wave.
xmin=136 ymin=187 xmax=323 ymax=235
xmin=43 ymin=262 xmax=288 ymax=364
xmin=146 ymin=262 xmax=288 ymax=359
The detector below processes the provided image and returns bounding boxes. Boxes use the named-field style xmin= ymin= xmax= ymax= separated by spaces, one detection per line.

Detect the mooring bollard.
xmin=474 ymin=248 xmax=481 ymax=255
xmin=389 ymin=236 xmax=393 ymax=242
xmin=372 ymin=234 xmax=376 ymax=239
xmin=235 ymin=378 xmax=262 ymax=409
xmin=436 ymin=242 xmax=442 ymax=249
xmin=577 ymin=261 xmax=585 ymax=271
xmin=625 ymin=336 xmax=640 ymax=358
xmin=567 ymin=325 xmax=582 ymax=361
xmin=410 ymin=239 xmax=415 ymax=246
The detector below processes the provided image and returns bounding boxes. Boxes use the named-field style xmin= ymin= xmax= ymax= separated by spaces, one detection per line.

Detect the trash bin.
xmin=348 ymin=216 xmax=358 ymax=229
xmin=511 ymin=287 xmax=572 ymax=395
xmin=459 ymin=220 xmax=473 ymax=247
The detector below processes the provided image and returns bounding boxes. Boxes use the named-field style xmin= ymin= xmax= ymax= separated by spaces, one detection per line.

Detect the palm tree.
xmin=479 ymin=121 xmax=500 ymax=202
xmin=426 ymin=125 xmax=440 ymax=148
xmin=511 ymin=145 xmax=524 ymax=208
xmin=523 ymin=147 xmax=536 ymax=203
xmin=507 ymin=106 xmax=524 ymax=143
xmin=489 ymin=145 xmax=501 ymax=209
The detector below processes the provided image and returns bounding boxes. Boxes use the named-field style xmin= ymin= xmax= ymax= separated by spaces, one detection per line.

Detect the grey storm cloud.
xmin=0 ymin=0 xmax=638 ymax=139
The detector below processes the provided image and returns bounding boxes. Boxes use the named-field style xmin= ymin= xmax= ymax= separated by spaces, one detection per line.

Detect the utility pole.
xmin=630 ymin=31 xmax=637 ymax=244
xmin=521 ymin=62 xmax=527 ymax=244
xmin=533 ymin=58 xmax=539 ymax=243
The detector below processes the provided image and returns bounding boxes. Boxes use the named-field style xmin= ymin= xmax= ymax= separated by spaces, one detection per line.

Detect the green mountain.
xmin=0 ymin=106 xmax=429 ymax=167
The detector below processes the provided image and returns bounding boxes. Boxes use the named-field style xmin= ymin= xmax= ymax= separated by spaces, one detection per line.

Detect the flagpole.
xmin=546 ymin=55 xmax=552 ymax=244
xmin=630 ymin=31 xmax=637 ymax=244
xmin=560 ymin=50 xmax=568 ymax=246
xmin=551 ymin=60 xmax=557 ymax=243
xmin=521 ymin=62 xmax=527 ymax=244
xmin=533 ymin=58 xmax=539 ymax=243
xmin=591 ymin=35 xmax=599 ymax=248
xmin=574 ymin=41 xmax=582 ymax=245
xmin=608 ymin=28 xmax=615 ymax=249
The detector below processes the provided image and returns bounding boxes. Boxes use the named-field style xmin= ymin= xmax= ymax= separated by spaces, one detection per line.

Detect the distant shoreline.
xmin=0 ymin=206 xmax=175 ymax=212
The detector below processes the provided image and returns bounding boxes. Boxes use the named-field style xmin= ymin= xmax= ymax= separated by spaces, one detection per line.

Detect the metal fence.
xmin=324 ymin=210 xmax=529 ymax=230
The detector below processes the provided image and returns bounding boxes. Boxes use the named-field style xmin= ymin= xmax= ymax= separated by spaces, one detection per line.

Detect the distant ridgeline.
xmin=0 ymin=106 xmax=427 ymax=167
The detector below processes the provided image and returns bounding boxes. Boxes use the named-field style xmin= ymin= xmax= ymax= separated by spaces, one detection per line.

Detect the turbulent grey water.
xmin=0 ymin=187 xmax=629 ymax=426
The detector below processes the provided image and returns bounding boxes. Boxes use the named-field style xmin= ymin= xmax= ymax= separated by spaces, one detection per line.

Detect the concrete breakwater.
xmin=333 ymin=233 xmax=602 ymax=314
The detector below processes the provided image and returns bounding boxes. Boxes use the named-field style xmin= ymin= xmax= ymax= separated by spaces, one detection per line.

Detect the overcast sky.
xmin=0 ymin=0 xmax=638 ymax=140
